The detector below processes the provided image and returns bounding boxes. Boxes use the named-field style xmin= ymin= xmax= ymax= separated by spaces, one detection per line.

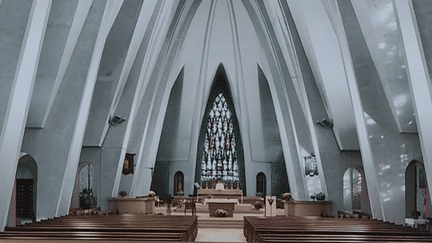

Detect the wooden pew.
xmin=1 ymin=214 xmax=197 ymax=242
xmin=244 ymin=216 xmax=432 ymax=243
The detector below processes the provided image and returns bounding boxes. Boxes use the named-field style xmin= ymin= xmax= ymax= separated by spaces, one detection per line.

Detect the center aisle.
xmin=195 ymin=228 xmax=246 ymax=242
xmin=166 ymin=204 xmax=285 ymax=243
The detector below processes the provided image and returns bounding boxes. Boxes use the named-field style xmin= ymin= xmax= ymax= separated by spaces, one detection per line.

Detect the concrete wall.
xmin=20 ymin=0 xmax=106 ymax=220
xmin=0 ymin=0 xmax=32 ymax=131
xmin=338 ymin=0 xmax=423 ymax=224
xmin=2 ymin=0 xmax=432 ymax=228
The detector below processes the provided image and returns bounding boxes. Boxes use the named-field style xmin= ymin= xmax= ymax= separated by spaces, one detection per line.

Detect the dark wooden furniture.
xmin=1 ymin=214 xmax=198 ymax=242
xmin=184 ymin=198 xmax=196 ymax=215
xmin=244 ymin=215 xmax=432 ymax=243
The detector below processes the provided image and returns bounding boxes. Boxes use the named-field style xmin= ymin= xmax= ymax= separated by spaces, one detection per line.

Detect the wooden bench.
xmin=1 ymin=214 xmax=198 ymax=242
xmin=244 ymin=216 xmax=432 ymax=243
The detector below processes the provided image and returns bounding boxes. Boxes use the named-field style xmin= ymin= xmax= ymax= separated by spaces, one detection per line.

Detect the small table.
xmin=207 ymin=198 xmax=238 ymax=217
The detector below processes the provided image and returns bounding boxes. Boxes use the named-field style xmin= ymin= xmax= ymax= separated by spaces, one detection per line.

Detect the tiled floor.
xmin=194 ymin=228 xmax=247 ymax=242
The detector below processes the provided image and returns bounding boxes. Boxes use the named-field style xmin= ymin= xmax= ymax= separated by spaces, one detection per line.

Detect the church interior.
xmin=2 ymin=0 xmax=432 ymax=241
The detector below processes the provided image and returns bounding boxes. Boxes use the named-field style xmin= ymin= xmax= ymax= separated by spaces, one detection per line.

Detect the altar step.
xmin=198 ymin=219 xmax=244 ymax=228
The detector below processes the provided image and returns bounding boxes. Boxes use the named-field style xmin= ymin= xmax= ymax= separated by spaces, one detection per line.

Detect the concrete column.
xmin=42 ymin=0 xmax=94 ymax=127
xmin=106 ymin=0 xmax=162 ymax=198
xmin=332 ymin=2 xmax=385 ymax=220
xmin=128 ymin=0 xmax=180 ymax=197
xmin=0 ymin=0 xmax=51 ymax=231
xmin=55 ymin=0 xmax=124 ymax=217
xmin=394 ymin=0 xmax=432 ymax=209
xmin=227 ymin=0 xmax=254 ymax=196
xmin=242 ymin=0 xmax=308 ymax=200
xmin=263 ymin=0 xmax=329 ymax=198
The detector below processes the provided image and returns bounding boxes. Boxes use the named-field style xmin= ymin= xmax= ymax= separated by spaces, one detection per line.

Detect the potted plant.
xmin=315 ymin=192 xmax=326 ymax=201
xmin=252 ymin=201 xmax=263 ymax=210
xmin=80 ymin=188 xmax=97 ymax=209
xmin=148 ymin=190 xmax=156 ymax=197
xmin=282 ymin=193 xmax=293 ymax=201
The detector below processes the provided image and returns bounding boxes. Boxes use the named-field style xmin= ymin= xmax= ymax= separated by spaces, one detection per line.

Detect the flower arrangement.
xmin=252 ymin=201 xmax=263 ymax=210
xmin=215 ymin=209 xmax=228 ymax=217
xmin=148 ymin=190 xmax=156 ymax=197
xmin=282 ymin=192 xmax=293 ymax=201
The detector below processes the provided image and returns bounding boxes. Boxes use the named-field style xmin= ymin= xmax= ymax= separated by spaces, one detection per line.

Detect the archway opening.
xmin=174 ymin=171 xmax=184 ymax=196
xmin=405 ymin=160 xmax=430 ymax=219
xmin=343 ymin=168 xmax=363 ymax=212
xmin=256 ymin=172 xmax=266 ymax=197
xmin=78 ymin=163 xmax=97 ymax=209
xmin=11 ymin=153 xmax=38 ymax=226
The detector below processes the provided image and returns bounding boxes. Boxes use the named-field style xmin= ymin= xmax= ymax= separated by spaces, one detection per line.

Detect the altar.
xmin=197 ymin=182 xmax=243 ymax=215
xmin=198 ymin=188 xmax=243 ymax=200
xmin=206 ymin=198 xmax=238 ymax=217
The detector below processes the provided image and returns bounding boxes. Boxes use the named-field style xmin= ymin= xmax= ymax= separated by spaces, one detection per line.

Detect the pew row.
xmin=1 ymin=214 xmax=197 ymax=242
xmin=244 ymin=216 xmax=432 ymax=243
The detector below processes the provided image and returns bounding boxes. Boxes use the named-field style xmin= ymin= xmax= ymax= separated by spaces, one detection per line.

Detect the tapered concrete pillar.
xmin=394 ymin=0 xmax=432 ymax=209
xmin=0 ymin=0 xmax=51 ymax=231
xmin=331 ymin=2 xmax=385 ymax=220
xmin=55 ymin=0 xmax=124 ymax=217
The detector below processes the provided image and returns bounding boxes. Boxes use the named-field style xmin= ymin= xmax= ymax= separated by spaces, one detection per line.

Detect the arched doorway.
xmin=174 ymin=171 xmax=184 ymax=196
xmin=256 ymin=172 xmax=266 ymax=197
xmin=13 ymin=153 xmax=37 ymax=225
xmin=78 ymin=163 xmax=96 ymax=209
xmin=405 ymin=160 xmax=430 ymax=219
xmin=343 ymin=168 xmax=363 ymax=212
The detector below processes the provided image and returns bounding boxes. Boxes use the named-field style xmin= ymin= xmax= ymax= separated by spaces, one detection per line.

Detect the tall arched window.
xmin=200 ymin=93 xmax=239 ymax=185
xmin=195 ymin=64 xmax=245 ymax=193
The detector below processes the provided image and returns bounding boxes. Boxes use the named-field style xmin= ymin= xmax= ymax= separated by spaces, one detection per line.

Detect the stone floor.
xmin=194 ymin=228 xmax=247 ymax=242
xmin=161 ymin=206 xmax=285 ymax=242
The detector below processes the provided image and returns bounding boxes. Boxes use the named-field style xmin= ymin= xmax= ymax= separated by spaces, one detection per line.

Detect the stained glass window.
xmin=200 ymin=93 xmax=239 ymax=184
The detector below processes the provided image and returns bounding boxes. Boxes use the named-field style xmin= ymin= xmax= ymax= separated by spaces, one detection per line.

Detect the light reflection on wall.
xmin=353 ymin=0 xmax=416 ymax=133
xmin=363 ymin=106 xmax=421 ymax=224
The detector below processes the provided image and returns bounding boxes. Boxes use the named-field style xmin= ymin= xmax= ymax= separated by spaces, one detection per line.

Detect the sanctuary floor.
xmin=166 ymin=205 xmax=285 ymax=242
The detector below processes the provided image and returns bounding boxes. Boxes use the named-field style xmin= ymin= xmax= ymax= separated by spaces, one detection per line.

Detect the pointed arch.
xmin=195 ymin=64 xmax=246 ymax=193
